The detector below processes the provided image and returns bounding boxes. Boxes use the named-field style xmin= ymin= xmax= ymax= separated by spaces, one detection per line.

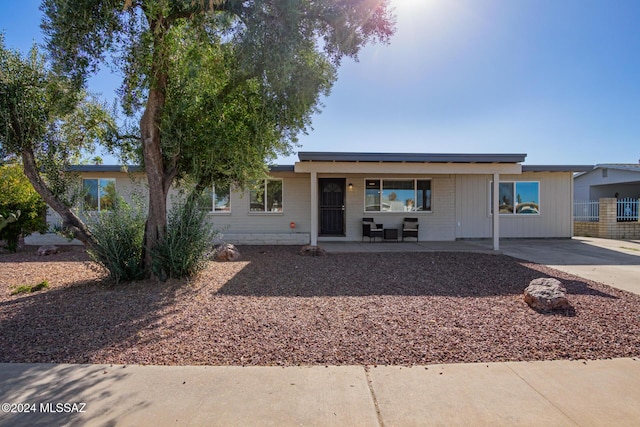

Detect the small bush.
xmin=0 ymin=163 xmax=47 ymax=252
xmin=85 ymin=195 xmax=146 ymax=283
xmin=152 ymin=195 xmax=215 ymax=280
xmin=11 ymin=280 xmax=49 ymax=295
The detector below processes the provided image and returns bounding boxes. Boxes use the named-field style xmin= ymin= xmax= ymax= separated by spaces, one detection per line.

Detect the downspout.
xmin=493 ymin=173 xmax=500 ymax=251
xmin=310 ymin=171 xmax=318 ymax=246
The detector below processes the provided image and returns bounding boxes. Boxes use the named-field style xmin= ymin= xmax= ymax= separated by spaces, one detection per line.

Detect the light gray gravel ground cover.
xmin=1 ymin=246 xmax=639 ymax=365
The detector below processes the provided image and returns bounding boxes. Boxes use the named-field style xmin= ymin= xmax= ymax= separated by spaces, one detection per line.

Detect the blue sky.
xmin=2 ymin=0 xmax=639 ymax=166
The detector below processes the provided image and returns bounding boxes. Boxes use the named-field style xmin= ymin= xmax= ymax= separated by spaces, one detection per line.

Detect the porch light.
xmin=348 ymin=183 xmax=354 ymax=192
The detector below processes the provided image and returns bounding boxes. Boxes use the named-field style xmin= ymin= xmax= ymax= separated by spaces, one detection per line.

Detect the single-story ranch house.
xmin=45 ymin=152 xmax=592 ymax=250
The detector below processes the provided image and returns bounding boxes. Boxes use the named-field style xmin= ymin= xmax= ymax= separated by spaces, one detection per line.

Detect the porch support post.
xmin=310 ymin=172 xmax=318 ymax=246
xmin=492 ymin=173 xmax=500 ymax=251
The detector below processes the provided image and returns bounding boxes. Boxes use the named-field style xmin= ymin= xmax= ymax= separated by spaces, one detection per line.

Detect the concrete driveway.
xmin=497 ymin=237 xmax=640 ymax=296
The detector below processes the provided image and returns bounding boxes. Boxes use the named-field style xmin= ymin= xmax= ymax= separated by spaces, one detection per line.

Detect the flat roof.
xmin=522 ymin=165 xmax=593 ymax=172
xmin=69 ymin=165 xmax=142 ymax=173
xmin=69 ymin=160 xmax=591 ymax=174
xmin=298 ymin=152 xmax=528 ymax=163
xmin=69 ymin=165 xmax=295 ymax=173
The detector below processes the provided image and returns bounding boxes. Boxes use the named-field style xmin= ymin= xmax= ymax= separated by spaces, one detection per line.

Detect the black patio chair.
xmin=401 ymin=217 xmax=419 ymax=242
xmin=362 ymin=217 xmax=383 ymax=242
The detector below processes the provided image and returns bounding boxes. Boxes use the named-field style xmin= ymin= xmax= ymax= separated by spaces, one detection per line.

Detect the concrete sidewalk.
xmin=1 ymin=358 xmax=640 ymax=426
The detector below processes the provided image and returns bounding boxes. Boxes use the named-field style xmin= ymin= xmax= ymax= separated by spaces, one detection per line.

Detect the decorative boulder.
xmin=524 ymin=278 xmax=570 ymax=311
xmin=299 ymin=245 xmax=326 ymax=257
xmin=214 ymin=244 xmax=241 ymax=262
xmin=36 ymin=245 xmax=59 ymax=256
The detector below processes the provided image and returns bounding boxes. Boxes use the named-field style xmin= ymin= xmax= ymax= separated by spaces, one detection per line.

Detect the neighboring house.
xmin=574 ymin=164 xmax=640 ymax=201
xmin=43 ymin=152 xmax=591 ymax=250
xmin=572 ymin=163 xmax=640 ymax=239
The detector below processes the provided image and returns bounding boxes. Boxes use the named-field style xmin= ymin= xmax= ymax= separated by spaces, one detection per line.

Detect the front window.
xmin=83 ymin=178 xmax=116 ymax=211
xmin=365 ymin=179 xmax=431 ymax=212
xmin=491 ymin=181 xmax=540 ymax=215
xmin=250 ymin=179 xmax=283 ymax=212
xmin=200 ymin=183 xmax=231 ymax=213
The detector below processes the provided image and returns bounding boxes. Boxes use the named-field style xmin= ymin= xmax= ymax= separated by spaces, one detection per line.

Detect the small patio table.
xmin=383 ymin=228 xmax=399 ymax=241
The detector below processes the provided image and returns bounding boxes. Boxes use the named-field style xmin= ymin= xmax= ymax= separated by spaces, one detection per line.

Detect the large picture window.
xmin=83 ymin=178 xmax=116 ymax=211
xmin=200 ymin=183 xmax=231 ymax=213
xmin=365 ymin=179 xmax=431 ymax=212
xmin=250 ymin=179 xmax=283 ymax=212
xmin=491 ymin=181 xmax=540 ymax=215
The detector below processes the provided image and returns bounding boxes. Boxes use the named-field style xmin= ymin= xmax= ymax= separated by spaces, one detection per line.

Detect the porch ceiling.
xmin=295 ymin=152 xmax=525 ymax=175
xmin=297 ymin=152 xmax=527 ymax=163
xmin=294 ymin=161 xmax=522 ymax=175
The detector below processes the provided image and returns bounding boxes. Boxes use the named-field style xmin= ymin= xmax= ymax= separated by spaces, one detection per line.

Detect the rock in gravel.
xmin=214 ymin=244 xmax=241 ymax=261
xmin=299 ymin=245 xmax=327 ymax=256
xmin=524 ymin=278 xmax=570 ymax=311
xmin=37 ymin=245 xmax=59 ymax=256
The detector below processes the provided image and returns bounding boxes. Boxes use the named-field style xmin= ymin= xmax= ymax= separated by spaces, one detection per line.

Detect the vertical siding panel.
xmin=499 ymin=172 xmax=572 ymax=238
xmin=455 ymin=172 xmax=573 ymax=239
xmin=456 ymin=174 xmax=492 ymax=238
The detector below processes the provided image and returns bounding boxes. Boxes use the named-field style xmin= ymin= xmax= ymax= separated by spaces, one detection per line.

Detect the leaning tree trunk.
xmin=21 ymin=146 xmax=98 ymax=253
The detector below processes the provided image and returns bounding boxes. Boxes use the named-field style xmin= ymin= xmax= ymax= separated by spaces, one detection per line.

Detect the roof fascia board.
xmin=69 ymin=165 xmax=141 ymax=173
xmin=294 ymin=161 xmax=522 ymax=175
xmin=523 ymin=165 xmax=593 ymax=172
xmin=298 ymin=152 xmax=527 ymax=163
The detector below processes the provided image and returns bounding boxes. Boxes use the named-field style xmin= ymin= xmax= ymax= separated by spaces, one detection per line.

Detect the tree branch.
xmin=20 ymin=145 xmax=97 ymax=251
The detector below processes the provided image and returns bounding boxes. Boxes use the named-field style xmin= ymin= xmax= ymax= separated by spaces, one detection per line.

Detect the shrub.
xmin=152 ymin=195 xmax=215 ymax=280
xmin=85 ymin=195 xmax=146 ymax=283
xmin=0 ymin=163 xmax=47 ymax=252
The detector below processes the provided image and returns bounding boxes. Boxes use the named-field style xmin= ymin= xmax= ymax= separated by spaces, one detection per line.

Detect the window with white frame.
xmin=490 ymin=181 xmax=540 ymax=215
xmin=250 ymin=179 xmax=283 ymax=212
xmin=200 ymin=183 xmax=231 ymax=213
xmin=83 ymin=178 xmax=116 ymax=211
xmin=365 ymin=179 xmax=431 ymax=212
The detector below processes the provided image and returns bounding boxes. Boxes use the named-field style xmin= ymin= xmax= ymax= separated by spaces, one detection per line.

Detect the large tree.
xmin=36 ymin=0 xmax=394 ymax=273
xmin=0 ymin=37 xmax=122 ymax=253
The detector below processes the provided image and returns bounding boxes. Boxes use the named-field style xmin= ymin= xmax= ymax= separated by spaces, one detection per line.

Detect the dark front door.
xmin=319 ymin=178 xmax=345 ymax=236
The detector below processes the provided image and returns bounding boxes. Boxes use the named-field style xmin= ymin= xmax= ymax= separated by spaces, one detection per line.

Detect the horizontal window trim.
xmin=362 ymin=211 xmax=434 ymax=215
xmin=247 ymin=211 xmax=285 ymax=216
xmin=364 ymin=178 xmax=433 ymax=213
xmin=489 ymin=180 xmax=541 ymax=216
xmin=207 ymin=211 xmax=232 ymax=216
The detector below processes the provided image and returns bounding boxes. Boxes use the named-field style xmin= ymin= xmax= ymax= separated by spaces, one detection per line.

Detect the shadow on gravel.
xmin=1 ymin=246 xmax=638 ymax=367
xmin=0 ymin=278 xmax=181 ymax=365
xmin=0 ymin=246 xmax=88 ymax=263
xmin=216 ymin=247 xmax=620 ymax=299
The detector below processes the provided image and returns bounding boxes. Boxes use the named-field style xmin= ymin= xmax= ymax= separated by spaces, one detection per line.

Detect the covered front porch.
xmin=295 ymin=152 xmax=527 ymax=251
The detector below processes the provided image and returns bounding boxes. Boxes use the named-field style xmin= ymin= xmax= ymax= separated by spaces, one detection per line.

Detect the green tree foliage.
xmin=0 ymin=163 xmax=47 ymax=252
xmin=0 ymin=36 xmax=131 ymax=254
xmin=40 ymin=0 xmax=395 ymax=274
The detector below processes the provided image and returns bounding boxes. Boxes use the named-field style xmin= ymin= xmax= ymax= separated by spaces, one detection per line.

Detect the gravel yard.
xmin=1 ymin=245 xmax=639 ymax=366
